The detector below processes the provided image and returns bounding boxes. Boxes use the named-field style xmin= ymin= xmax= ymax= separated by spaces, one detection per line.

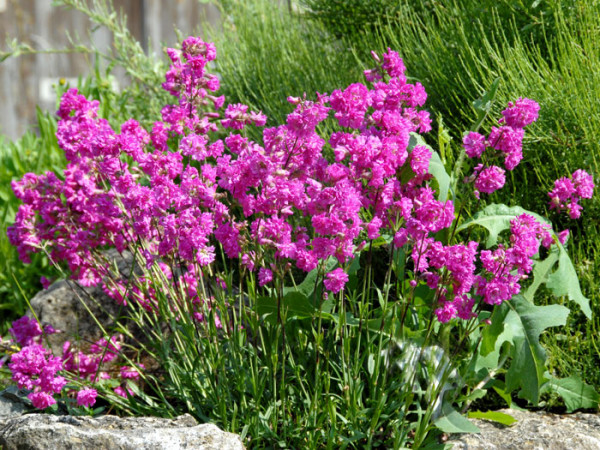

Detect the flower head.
xmin=324 ymin=268 xmax=349 ymax=294
xmin=77 ymin=388 xmax=98 ymax=408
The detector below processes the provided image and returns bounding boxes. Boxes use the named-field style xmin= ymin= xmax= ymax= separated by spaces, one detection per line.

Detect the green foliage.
xmin=256 ymin=292 xmax=315 ymax=324
xmin=458 ymin=202 xmax=592 ymax=408
xmin=358 ymin=0 xmax=600 ymax=388
xmin=299 ymin=0 xmax=402 ymax=38
xmin=542 ymin=375 xmax=599 ymax=413
xmin=467 ymin=410 xmax=517 ymax=426
xmin=208 ymin=0 xmax=364 ymax=141
xmin=503 ymin=297 xmax=569 ymax=404
xmin=435 ymin=402 xmax=480 ymax=434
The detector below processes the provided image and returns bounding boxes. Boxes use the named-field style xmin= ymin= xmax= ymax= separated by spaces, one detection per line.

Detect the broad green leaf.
xmin=256 ymin=292 xmax=315 ymax=325
xmin=542 ymin=375 xmax=599 ymax=413
xmin=409 ymin=132 xmax=451 ymax=201
xmin=429 ymin=150 xmax=451 ymax=202
xmin=523 ymin=250 xmax=559 ymax=303
xmin=546 ymin=242 xmax=591 ymax=319
xmin=467 ymin=410 xmax=517 ymax=426
xmin=347 ymin=255 xmax=361 ymax=276
xmin=457 ymin=204 xmax=548 ymax=248
xmin=346 ymin=255 xmax=361 ymax=290
xmin=502 ymin=295 xmax=569 ymax=404
xmin=480 ymin=302 xmax=509 ymax=357
xmin=523 ymin=243 xmax=591 ymax=318
xmin=367 ymin=353 xmax=375 ymax=376
xmin=434 ymin=402 xmax=480 ymax=434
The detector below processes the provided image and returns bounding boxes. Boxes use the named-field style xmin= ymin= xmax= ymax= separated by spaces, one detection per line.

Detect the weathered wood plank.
xmin=0 ymin=0 xmax=221 ymax=140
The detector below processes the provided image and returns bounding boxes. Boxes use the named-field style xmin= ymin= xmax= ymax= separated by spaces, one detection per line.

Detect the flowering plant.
xmin=4 ymin=37 xmax=596 ymax=447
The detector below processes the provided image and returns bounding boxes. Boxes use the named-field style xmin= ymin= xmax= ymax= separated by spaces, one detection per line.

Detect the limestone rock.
xmin=0 ymin=389 xmax=25 ymax=421
xmin=448 ymin=408 xmax=600 ymax=450
xmin=28 ymin=249 xmax=136 ymax=353
xmin=0 ymin=413 xmax=245 ymax=450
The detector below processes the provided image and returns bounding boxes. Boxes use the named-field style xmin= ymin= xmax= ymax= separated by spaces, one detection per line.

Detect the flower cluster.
xmin=6 ymin=38 xmax=592 ymax=409
xmin=6 ymin=314 xmax=141 ymax=408
xmin=7 ymin=42 xmax=439 ymax=302
xmin=476 ymin=214 xmax=553 ymax=306
xmin=9 ymin=316 xmax=44 ymax=346
xmin=548 ymin=169 xmax=595 ymax=219
xmin=8 ymin=344 xmax=66 ymax=409
xmin=463 ymin=97 xmax=539 ymax=198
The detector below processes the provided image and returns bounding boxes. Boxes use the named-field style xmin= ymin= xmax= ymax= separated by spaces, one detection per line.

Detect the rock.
xmin=28 ymin=249 xmax=137 ymax=354
xmin=0 ymin=413 xmax=245 ymax=450
xmin=448 ymin=408 xmax=600 ymax=449
xmin=29 ymin=279 xmax=121 ymax=353
xmin=0 ymin=389 xmax=25 ymax=420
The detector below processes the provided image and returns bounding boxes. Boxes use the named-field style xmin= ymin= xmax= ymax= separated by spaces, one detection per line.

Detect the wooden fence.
xmin=0 ymin=0 xmax=220 ymax=139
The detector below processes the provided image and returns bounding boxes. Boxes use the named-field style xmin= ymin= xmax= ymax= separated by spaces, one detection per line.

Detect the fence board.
xmin=0 ymin=0 xmax=220 ymax=140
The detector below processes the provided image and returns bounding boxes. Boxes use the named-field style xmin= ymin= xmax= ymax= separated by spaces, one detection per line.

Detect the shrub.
xmin=2 ymin=34 xmax=596 ymax=448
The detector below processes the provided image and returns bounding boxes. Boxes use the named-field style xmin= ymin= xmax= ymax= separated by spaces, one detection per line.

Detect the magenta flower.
xmin=114 ymin=385 xmax=134 ymax=398
xmin=9 ymin=316 xmax=43 ymax=346
xmin=9 ymin=344 xmax=66 ymax=409
xmin=501 ymin=98 xmax=540 ymax=128
xmin=558 ymin=229 xmax=570 ymax=245
xmin=410 ymin=146 xmax=432 ymax=176
xmin=463 ymin=132 xmax=486 ymax=158
xmin=120 ymin=364 xmax=145 ymax=380
xmin=474 ymin=165 xmax=506 ymax=196
xmin=381 ymin=48 xmax=407 ymax=81
xmin=324 ymin=268 xmax=349 ymax=294
xmin=572 ymin=169 xmax=595 ymax=199
xmin=29 ymin=391 xmax=56 ymax=409
xmin=435 ymin=301 xmax=457 ymax=323
xmin=548 ymin=169 xmax=594 ymax=219
xmin=77 ymin=388 xmax=98 ymax=408
xmin=258 ymin=268 xmax=273 ymax=287
xmin=89 ymin=336 xmax=121 ymax=363
xmin=488 ymin=126 xmax=524 ymax=171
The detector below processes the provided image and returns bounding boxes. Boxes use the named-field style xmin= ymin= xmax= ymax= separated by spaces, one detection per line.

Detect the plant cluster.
xmin=2 ymin=35 xmax=596 ymax=447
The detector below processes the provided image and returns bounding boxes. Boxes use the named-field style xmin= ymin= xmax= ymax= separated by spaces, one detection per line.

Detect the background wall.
xmin=0 ymin=0 xmax=220 ymax=139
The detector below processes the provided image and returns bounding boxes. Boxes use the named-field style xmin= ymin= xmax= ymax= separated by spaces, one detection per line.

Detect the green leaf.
xmin=256 ymin=292 xmax=316 ymax=325
xmin=492 ymin=381 xmax=515 ymax=409
xmin=523 ymin=250 xmax=559 ymax=303
xmin=480 ymin=302 xmax=509 ymax=357
xmin=458 ymin=389 xmax=487 ymax=405
xmin=457 ymin=204 xmax=548 ymax=248
xmin=367 ymin=353 xmax=375 ymax=376
xmin=434 ymin=402 xmax=480 ymax=434
xmin=542 ymin=375 xmax=599 ymax=413
xmin=502 ymin=295 xmax=569 ymax=404
xmin=283 ymin=257 xmax=337 ymax=299
xmin=408 ymin=132 xmax=451 ymax=201
xmin=467 ymin=410 xmax=517 ymax=426
xmin=545 ymin=242 xmax=591 ymax=319
xmin=472 ymin=77 xmax=500 ymax=131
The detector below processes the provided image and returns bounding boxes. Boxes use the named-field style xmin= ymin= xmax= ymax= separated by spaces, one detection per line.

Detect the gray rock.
xmin=28 ymin=249 xmax=137 ymax=353
xmin=448 ymin=408 xmax=600 ymax=449
xmin=0 ymin=390 xmax=25 ymax=420
xmin=0 ymin=413 xmax=245 ymax=450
